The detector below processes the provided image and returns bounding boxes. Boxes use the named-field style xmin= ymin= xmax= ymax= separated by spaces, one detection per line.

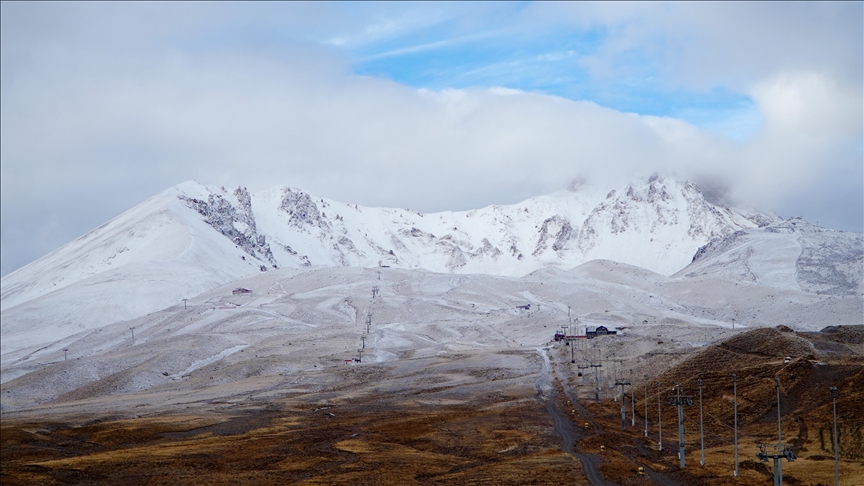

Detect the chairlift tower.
xmin=757 ymin=444 xmax=796 ymax=486
xmin=698 ymin=379 xmax=705 ymax=466
xmin=643 ymin=374 xmax=649 ymax=437
xmin=830 ymin=386 xmax=839 ymax=486
xmin=630 ymin=370 xmax=636 ymax=427
xmin=757 ymin=377 xmax=796 ymax=486
xmin=589 ymin=348 xmax=602 ymax=402
xmin=668 ymin=383 xmax=693 ymax=469
xmin=615 ymin=378 xmax=632 ymax=430
xmin=733 ymin=373 xmax=739 ymax=478
xmin=657 ymin=381 xmax=663 ymax=451
xmin=366 ymin=313 xmax=372 ymax=334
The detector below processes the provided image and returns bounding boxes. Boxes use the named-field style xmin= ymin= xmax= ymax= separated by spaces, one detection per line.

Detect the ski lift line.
xmin=681 ymin=414 xmax=759 ymax=446
xmin=682 ymin=414 xmax=736 ymax=445
xmin=702 ymin=410 xmax=761 ymax=441
xmin=683 ymin=413 xmax=760 ymax=443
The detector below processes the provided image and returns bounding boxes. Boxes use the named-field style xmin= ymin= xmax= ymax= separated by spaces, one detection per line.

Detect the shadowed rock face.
xmin=180 ymin=189 xmax=276 ymax=266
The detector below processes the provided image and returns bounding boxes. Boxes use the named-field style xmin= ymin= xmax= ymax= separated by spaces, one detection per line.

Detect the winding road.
xmin=536 ymin=347 xmax=613 ymax=486
xmin=538 ymin=347 xmax=682 ymax=486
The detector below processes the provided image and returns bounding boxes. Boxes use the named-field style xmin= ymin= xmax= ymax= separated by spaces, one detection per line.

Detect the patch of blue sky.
xmin=354 ymin=24 xmax=600 ymax=90
xmin=349 ymin=25 xmax=762 ymax=141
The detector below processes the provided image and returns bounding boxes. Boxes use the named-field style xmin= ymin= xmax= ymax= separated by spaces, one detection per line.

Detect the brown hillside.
xmin=640 ymin=326 xmax=864 ymax=464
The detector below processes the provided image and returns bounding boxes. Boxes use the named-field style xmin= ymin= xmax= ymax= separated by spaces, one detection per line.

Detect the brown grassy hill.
xmin=642 ymin=326 xmax=864 ymax=461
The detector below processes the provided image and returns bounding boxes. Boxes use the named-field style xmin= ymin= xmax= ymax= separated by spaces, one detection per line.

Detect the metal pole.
xmin=621 ymin=382 xmax=627 ymax=430
xmin=631 ymin=371 xmax=636 ymax=427
xmin=831 ymin=386 xmax=838 ymax=486
xmin=63 ymin=348 xmax=68 ymax=361
xmin=591 ymin=347 xmax=602 ymax=402
xmin=658 ymin=380 xmax=663 ymax=451
xmin=733 ymin=373 xmax=738 ymax=478
xmin=776 ymin=377 xmax=783 ymax=486
xmin=130 ymin=326 xmax=135 ymax=344
xmin=699 ymin=379 xmax=705 ymax=466
xmin=677 ymin=383 xmax=685 ymax=469
xmin=644 ymin=374 xmax=649 ymax=437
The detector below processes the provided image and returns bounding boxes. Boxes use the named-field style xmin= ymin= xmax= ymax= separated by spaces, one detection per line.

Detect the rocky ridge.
xmin=175 ymin=176 xmax=778 ymax=279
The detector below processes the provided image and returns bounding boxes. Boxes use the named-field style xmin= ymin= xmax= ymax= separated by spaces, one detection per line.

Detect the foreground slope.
xmin=2 ymin=267 xmax=861 ymax=485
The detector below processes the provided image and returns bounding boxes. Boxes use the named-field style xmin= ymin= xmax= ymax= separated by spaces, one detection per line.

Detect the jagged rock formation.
xmin=164 ymin=175 xmax=781 ymax=278
xmin=179 ymin=187 xmax=276 ymax=267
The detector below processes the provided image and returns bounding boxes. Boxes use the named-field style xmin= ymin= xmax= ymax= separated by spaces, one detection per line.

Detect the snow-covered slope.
xmin=251 ymin=175 xmax=770 ymax=277
xmin=0 ymin=183 xmax=268 ymax=354
xmin=3 ymin=175 xmax=770 ymax=309
xmin=3 ymin=265 xmax=859 ymax=412
xmin=0 ymin=174 xmax=788 ymax=354
xmin=678 ymin=218 xmax=864 ymax=296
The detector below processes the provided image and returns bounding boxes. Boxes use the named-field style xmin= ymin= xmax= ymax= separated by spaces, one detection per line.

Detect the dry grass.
xmin=1 ymin=398 xmax=585 ymax=485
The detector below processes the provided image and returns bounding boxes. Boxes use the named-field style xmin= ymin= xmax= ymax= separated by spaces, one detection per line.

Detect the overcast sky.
xmin=2 ymin=2 xmax=862 ymax=276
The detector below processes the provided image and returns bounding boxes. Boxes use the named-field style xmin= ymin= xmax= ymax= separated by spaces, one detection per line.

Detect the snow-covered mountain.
xmin=2 ymin=175 xmax=773 ymax=309
xmin=244 ymin=175 xmax=773 ymax=277
xmin=13 ymin=174 xmax=863 ymax=357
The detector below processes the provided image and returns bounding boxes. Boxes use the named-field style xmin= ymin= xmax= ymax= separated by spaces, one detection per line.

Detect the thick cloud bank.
xmin=1 ymin=2 xmax=861 ymax=275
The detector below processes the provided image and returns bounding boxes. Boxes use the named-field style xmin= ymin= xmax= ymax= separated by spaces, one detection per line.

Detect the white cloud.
xmin=1 ymin=2 xmax=861 ymax=275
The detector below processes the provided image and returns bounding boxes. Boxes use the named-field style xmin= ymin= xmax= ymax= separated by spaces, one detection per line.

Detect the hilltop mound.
xmin=820 ymin=325 xmax=864 ymax=345
xmin=643 ymin=326 xmax=864 ymax=462
xmin=720 ymin=326 xmax=815 ymax=358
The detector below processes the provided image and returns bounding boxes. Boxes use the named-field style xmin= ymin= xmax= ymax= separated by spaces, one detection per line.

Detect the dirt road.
xmin=536 ymin=347 xmax=612 ymax=486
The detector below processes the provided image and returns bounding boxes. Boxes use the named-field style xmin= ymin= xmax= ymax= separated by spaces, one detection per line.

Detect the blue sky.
xmin=350 ymin=17 xmax=761 ymax=140
xmin=1 ymin=2 xmax=861 ymax=275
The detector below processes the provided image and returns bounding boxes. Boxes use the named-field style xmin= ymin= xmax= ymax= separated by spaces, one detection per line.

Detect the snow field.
xmin=2 ymin=262 xmax=858 ymax=415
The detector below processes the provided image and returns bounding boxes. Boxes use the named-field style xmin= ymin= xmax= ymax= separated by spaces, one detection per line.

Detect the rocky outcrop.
xmin=179 ymin=189 xmax=276 ymax=267
xmin=280 ymin=188 xmax=329 ymax=231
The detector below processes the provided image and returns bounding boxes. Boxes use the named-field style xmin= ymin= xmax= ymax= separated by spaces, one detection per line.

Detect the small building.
xmin=586 ymin=325 xmax=618 ymax=338
xmin=232 ymin=287 xmax=252 ymax=295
